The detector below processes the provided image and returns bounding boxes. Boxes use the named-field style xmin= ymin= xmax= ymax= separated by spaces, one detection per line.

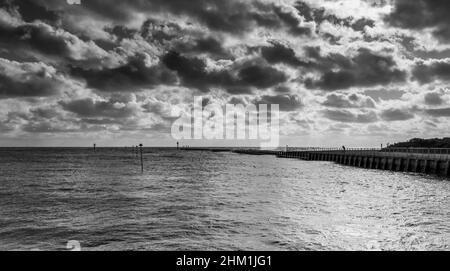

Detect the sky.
xmin=0 ymin=0 xmax=449 ymax=147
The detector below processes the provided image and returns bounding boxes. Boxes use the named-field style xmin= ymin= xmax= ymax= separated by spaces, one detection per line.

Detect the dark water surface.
xmin=0 ymin=148 xmax=449 ymax=251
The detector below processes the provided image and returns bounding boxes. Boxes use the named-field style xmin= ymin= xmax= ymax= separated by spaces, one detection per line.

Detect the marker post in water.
xmin=139 ymin=144 xmax=144 ymax=173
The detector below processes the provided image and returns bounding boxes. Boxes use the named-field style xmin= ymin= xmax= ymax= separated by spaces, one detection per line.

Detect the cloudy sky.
xmin=0 ymin=0 xmax=449 ymax=147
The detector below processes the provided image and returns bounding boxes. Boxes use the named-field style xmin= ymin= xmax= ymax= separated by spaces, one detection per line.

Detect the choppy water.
xmin=0 ymin=148 xmax=449 ymax=251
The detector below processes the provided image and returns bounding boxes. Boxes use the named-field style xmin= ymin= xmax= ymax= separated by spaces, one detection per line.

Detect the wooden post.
xmin=431 ymin=160 xmax=437 ymax=175
xmin=139 ymin=144 xmax=144 ymax=173
xmin=446 ymin=160 xmax=450 ymax=177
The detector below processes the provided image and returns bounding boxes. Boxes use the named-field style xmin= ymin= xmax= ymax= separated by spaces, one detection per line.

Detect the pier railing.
xmin=382 ymin=147 xmax=450 ymax=155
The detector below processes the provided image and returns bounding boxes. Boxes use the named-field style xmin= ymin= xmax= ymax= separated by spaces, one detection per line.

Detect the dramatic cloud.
xmin=272 ymin=4 xmax=312 ymax=36
xmin=238 ymin=65 xmax=287 ymax=89
xmin=71 ymin=55 xmax=177 ymax=92
xmin=174 ymin=37 xmax=232 ymax=60
xmin=162 ymin=51 xmax=288 ymax=93
xmin=322 ymin=93 xmax=376 ymax=108
xmin=322 ymin=109 xmax=378 ymax=123
xmin=53 ymin=0 xmax=311 ymax=35
xmin=60 ymin=98 xmax=136 ymax=119
xmin=0 ymin=0 xmax=59 ymax=23
xmin=306 ymin=48 xmax=406 ymax=91
xmin=254 ymin=95 xmax=303 ymax=112
xmin=295 ymin=1 xmax=375 ymax=32
xmin=0 ymin=59 xmax=65 ymax=98
xmin=380 ymin=108 xmax=415 ymax=121
xmin=0 ymin=13 xmax=108 ymax=64
xmin=260 ymin=41 xmax=308 ymax=67
xmin=424 ymin=92 xmax=445 ymax=106
xmin=162 ymin=51 xmax=236 ymax=92
xmin=0 ymin=21 xmax=69 ymax=57
xmin=0 ymin=121 xmax=13 ymax=132
xmin=425 ymin=108 xmax=450 ymax=117
xmin=364 ymin=89 xmax=405 ymax=102
xmin=412 ymin=61 xmax=450 ymax=84
xmin=386 ymin=0 xmax=450 ymax=42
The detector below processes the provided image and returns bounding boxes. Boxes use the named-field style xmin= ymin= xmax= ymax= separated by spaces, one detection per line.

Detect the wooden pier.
xmin=181 ymin=147 xmax=450 ymax=178
xmin=276 ymin=148 xmax=450 ymax=177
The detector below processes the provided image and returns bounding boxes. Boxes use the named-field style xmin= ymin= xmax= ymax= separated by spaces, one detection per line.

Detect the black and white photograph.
xmin=0 ymin=0 xmax=450 ymax=254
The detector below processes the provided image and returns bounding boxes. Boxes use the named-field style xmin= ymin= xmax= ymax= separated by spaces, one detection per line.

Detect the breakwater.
xmin=276 ymin=148 xmax=450 ymax=177
xmin=182 ymin=147 xmax=450 ymax=178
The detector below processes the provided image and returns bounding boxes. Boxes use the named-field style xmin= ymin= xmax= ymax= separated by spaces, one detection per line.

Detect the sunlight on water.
xmin=0 ymin=148 xmax=449 ymax=251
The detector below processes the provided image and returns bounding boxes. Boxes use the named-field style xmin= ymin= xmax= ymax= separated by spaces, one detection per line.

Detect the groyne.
xmin=181 ymin=147 xmax=450 ymax=178
xmin=276 ymin=148 xmax=450 ymax=177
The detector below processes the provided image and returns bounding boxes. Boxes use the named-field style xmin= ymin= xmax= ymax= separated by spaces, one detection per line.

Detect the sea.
xmin=0 ymin=148 xmax=449 ymax=251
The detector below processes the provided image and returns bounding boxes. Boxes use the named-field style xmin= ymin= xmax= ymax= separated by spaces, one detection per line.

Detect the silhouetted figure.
xmin=342 ymin=146 xmax=346 ymax=152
